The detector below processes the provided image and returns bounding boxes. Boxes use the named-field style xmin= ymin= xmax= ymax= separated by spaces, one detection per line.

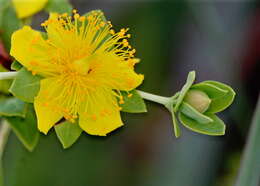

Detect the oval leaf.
xmin=0 ymin=97 xmax=28 ymax=117
xmin=9 ymin=68 xmax=42 ymax=103
xmin=178 ymin=113 xmax=226 ymax=136
xmin=203 ymin=81 xmax=235 ymax=113
xmin=174 ymin=71 xmax=195 ymax=112
xmin=5 ymin=105 xmax=40 ymax=151
xmin=120 ymin=90 xmax=147 ymax=113
xmin=180 ymin=102 xmax=213 ymax=124
xmin=55 ymin=121 xmax=82 ymax=149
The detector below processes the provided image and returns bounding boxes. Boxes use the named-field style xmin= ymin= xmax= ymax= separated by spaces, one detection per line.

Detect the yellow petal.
xmin=10 ymin=26 xmax=59 ymax=77
xmin=79 ymin=88 xmax=123 ymax=136
xmin=12 ymin=0 xmax=48 ymax=19
xmin=90 ymin=54 xmax=144 ymax=91
xmin=34 ymin=78 xmax=64 ymax=134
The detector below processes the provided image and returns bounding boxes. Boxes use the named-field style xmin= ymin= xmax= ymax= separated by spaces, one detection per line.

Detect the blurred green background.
xmin=2 ymin=0 xmax=260 ymax=186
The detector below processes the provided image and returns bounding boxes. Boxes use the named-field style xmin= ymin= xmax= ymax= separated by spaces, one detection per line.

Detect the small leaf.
xmin=179 ymin=113 xmax=225 ymax=136
xmin=191 ymin=82 xmax=228 ymax=99
xmin=120 ymin=90 xmax=147 ymax=113
xmin=9 ymin=68 xmax=42 ymax=103
xmin=174 ymin=71 xmax=196 ymax=112
xmin=45 ymin=0 xmax=72 ymax=14
xmin=55 ymin=121 xmax=82 ymax=149
xmin=0 ymin=97 xmax=28 ymax=117
xmin=180 ymin=102 xmax=213 ymax=124
xmin=5 ymin=105 xmax=40 ymax=151
xmin=203 ymin=81 xmax=235 ymax=113
xmin=10 ymin=61 xmax=22 ymax=71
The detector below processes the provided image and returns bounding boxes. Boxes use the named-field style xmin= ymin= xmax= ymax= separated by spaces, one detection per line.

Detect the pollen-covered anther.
xmin=74 ymin=13 xmax=80 ymax=19
xmin=127 ymin=93 xmax=133 ymax=98
xmin=79 ymin=16 xmax=86 ymax=22
xmin=72 ymin=9 xmax=77 ymax=14
xmin=110 ymin=29 xmax=115 ymax=35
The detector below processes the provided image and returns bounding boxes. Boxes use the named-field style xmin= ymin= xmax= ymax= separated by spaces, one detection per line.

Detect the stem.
xmin=137 ymin=90 xmax=172 ymax=105
xmin=235 ymin=94 xmax=260 ymax=186
xmin=0 ymin=72 xmax=17 ymax=80
xmin=0 ymin=121 xmax=11 ymax=159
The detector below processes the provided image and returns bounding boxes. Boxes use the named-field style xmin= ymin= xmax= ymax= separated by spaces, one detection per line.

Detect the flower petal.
xmin=12 ymin=0 xmax=48 ymax=19
xmin=79 ymin=88 xmax=123 ymax=136
xmin=90 ymin=54 xmax=144 ymax=91
xmin=10 ymin=26 xmax=59 ymax=77
xmin=34 ymin=78 xmax=64 ymax=134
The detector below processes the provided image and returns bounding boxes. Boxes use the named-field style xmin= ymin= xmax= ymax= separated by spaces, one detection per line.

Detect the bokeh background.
xmin=2 ymin=0 xmax=260 ymax=186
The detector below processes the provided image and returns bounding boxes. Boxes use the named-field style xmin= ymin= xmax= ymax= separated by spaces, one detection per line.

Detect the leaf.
xmin=0 ymin=97 xmax=28 ymax=117
xmin=191 ymin=82 xmax=228 ymax=99
xmin=120 ymin=90 xmax=147 ymax=113
xmin=45 ymin=0 xmax=72 ymax=14
xmin=174 ymin=71 xmax=196 ymax=112
xmin=180 ymin=102 xmax=213 ymax=124
xmin=178 ymin=113 xmax=226 ymax=136
xmin=55 ymin=121 xmax=82 ymax=149
xmin=0 ymin=2 xmax=22 ymax=52
xmin=9 ymin=68 xmax=42 ymax=103
xmin=5 ymin=105 xmax=40 ymax=151
xmin=203 ymin=81 xmax=236 ymax=113
xmin=10 ymin=61 xmax=23 ymax=71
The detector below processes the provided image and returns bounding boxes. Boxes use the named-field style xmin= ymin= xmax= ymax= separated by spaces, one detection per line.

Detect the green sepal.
xmin=0 ymin=97 xmax=28 ymax=117
xmin=166 ymin=104 xmax=181 ymax=138
xmin=55 ymin=121 xmax=82 ymax=149
xmin=180 ymin=102 xmax=213 ymax=124
xmin=120 ymin=90 xmax=147 ymax=113
xmin=5 ymin=105 xmax=40 ymax=151
xmin=203 ymin=81 xmax=235 ymax=113
xmin=174 ymin=71 xmax=195 ymax=112
xmin=191 ymin=82 xmax=228 ymax=99
xmin=9 ymin=68 xmax=42 ymax=103
xmin=45 ymin=0 xmax=72 ymax=14
xmin=11 ymin=61 xmax=23 ymax=71
xmin=178 ymin=113 xmax=226 ymax=136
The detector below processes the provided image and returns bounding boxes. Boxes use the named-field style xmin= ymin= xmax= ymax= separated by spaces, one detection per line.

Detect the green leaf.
xmin=5 ymin=105 xmax=40 ymax=151
xmin=191 ymin=82 xmax=228 ymax=99
xmin=45 ymin=0 xmax=72 ymax=14
xmin=9 ymin=68 xmax=42 ymax=103
xmin=203 ymin=81 xmax=236 ymax=113
xmin=178 ymin=113 xmax=225 ymax=136
xmin=180 ymin=102 xmax=213 ymax=124
xmin=0 ymin=2 xmax=22 ymax=52
xmin=0 ymin=97 xmax=28 ymax=117
xmin=10 ymin=61 xmax=23 ymax=71
xmin=174 ymin=71 xmax=196 ymax=112
xmin=120 ymin=90 xmax=147 ymax=113
xmin=55 ymin=121 xmax=82 ymax=149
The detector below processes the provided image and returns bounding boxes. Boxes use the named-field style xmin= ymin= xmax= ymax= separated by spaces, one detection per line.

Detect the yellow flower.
xmin=12 ymin=0 xmax=48 ymax=19
xmin=10 ymin=10 xmax=144 ymax=136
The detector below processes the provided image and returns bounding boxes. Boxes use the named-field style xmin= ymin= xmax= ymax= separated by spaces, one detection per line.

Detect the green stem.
xmin=0 ymin=72 xmax=17 ymax=80
xmin=0 ymin=121 xmax=11 ymax=159
xmin=235 ymin=94 xmax=260 ymax=186
xmin=137 ymin=90 xmax=172 ymax=105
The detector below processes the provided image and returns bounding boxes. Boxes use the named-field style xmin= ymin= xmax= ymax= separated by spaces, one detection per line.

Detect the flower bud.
xmin=184 ymin=90 xmax=211 ymax=113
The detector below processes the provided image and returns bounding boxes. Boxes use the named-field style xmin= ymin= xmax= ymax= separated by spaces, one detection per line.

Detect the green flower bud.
xmin=184 ymin=90 xmax=211 ymax=113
